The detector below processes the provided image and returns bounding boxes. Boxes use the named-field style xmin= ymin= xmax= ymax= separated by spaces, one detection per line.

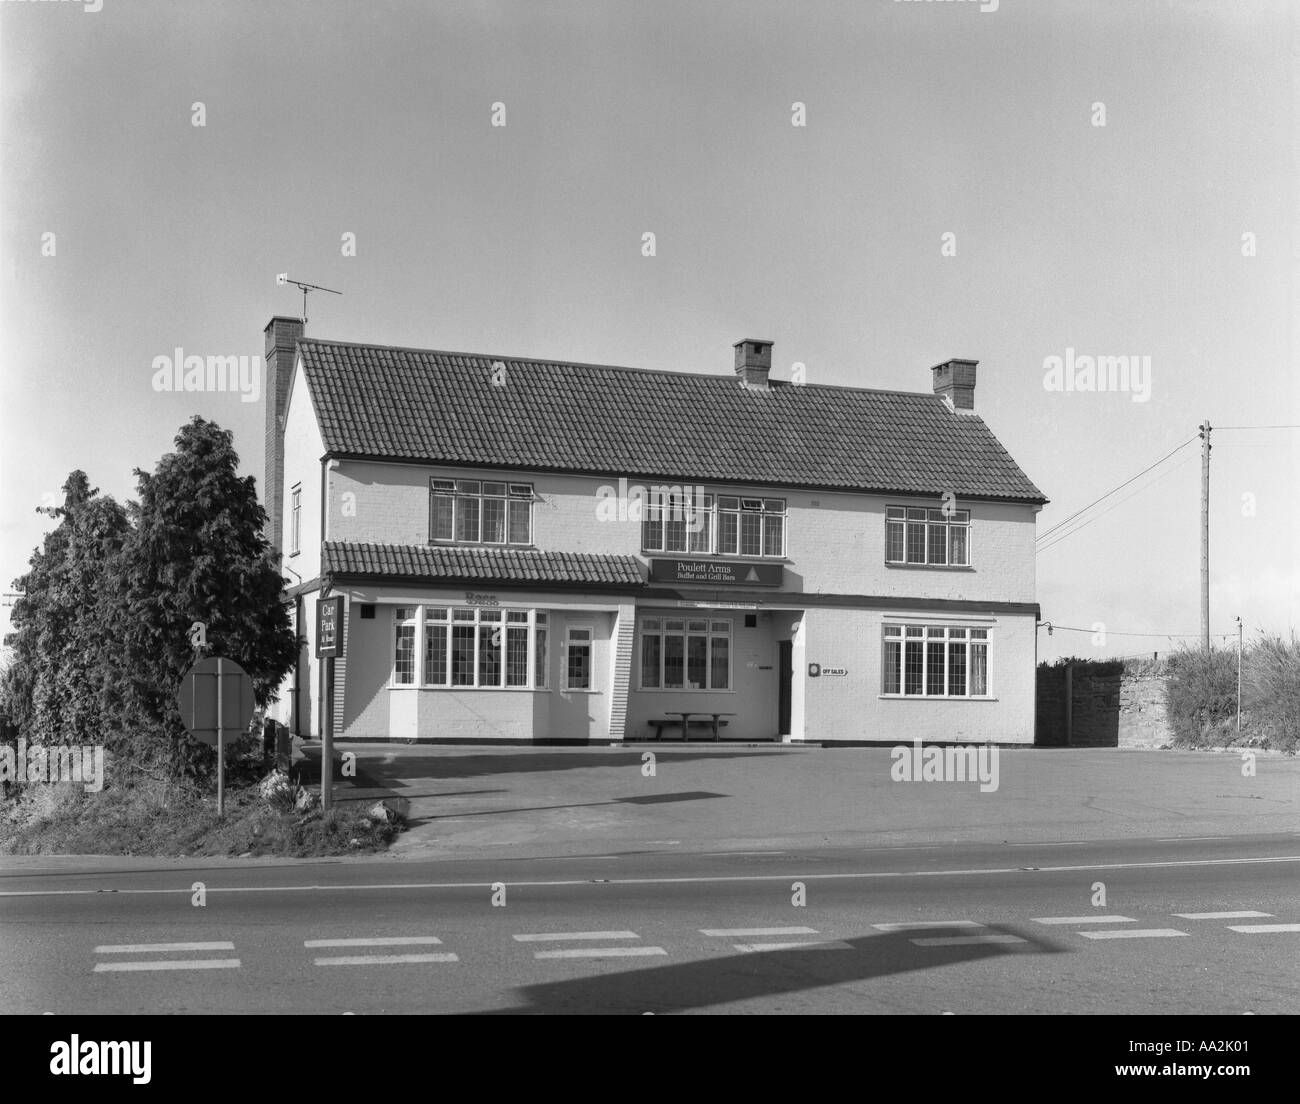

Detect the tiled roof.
xmin=298 ymin=339 xmax=1047 ymax=502
xmin=324 ymin=542 xmax=645 ymax=588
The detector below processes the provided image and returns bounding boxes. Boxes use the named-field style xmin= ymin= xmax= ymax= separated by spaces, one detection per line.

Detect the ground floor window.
xmin=882 ymin=624 xmax=988 ymax=697
xmin=392 ymin=605 xmax=548 ymax=689
xmin=639 ymin=616 xmax=731 ymax=690
xmin=565 ymin=625 xmax=592 ymax=690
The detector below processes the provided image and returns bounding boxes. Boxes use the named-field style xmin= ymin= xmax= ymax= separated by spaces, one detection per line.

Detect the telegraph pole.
xmin=1199 ymin=420 xmax=1211 ymax=651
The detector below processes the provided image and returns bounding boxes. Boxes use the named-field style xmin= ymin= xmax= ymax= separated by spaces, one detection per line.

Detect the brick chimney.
xmin=931 ymin=358 xmax=978 ymax=411
xmin=734 ymin=339 xmax=773 ymax=389
xmin=264 ymin=315 xmax=305 ymax=554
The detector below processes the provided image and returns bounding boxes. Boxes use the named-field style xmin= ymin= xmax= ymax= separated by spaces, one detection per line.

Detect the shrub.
xmin=1244 ymin=633 xmax=1300 ymax=753
xmin=1165 ymin=645 xmax=1238 ymax=748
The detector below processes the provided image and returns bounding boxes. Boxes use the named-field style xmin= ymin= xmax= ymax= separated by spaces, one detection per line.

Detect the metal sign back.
xmin=177 ymin=656 xmax=256 ymax=746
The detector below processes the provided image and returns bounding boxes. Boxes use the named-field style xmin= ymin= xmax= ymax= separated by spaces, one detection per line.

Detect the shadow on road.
xmin=479 ymin=924 xmax=1065 ymax=1014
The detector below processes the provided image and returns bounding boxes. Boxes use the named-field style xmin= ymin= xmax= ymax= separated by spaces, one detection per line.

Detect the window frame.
xmin=289 ymin=484 xmax=302 ymax=557
xmin=885 ymin=505 xmax=971 ymax=567
xmin=640 ymin=490 xmax=786 ymax=559
xmin=392 ymin=605 xmax=549 ymax=690
xmin=638 ymin=616 xmax=733 ymax=692
xmin=879 ymin=623 xmax=991 ymax=698
xmin=429 ymin=478 xmax=534 ymax=547
xmin=563 ymin=623 xmax=595 ymax=693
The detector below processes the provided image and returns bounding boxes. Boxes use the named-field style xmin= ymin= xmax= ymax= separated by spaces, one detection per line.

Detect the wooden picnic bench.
xmin=647 ymin=712 xmax=735 ymax=741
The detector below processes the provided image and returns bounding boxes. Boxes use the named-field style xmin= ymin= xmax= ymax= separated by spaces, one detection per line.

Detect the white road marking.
xmin=304 ymin=936 xmax=443 ymax=947
xmin=701 ymin=851 xmax=788 ymax=856
xmin=1226 ymin=923 xmax=1300 ymax=934
xmin=9 ymin=855 xmax=1299 ymax=898
xmin=533 ymin=947 xmax=667 ymax=959
xmin=1174 ymin=911 xmax=1272 ymax=920
xmin=1079 ymin=929 xmax=1188 ymax=940
xmin=734 ymin=941 xmax=853 ymax=952
xmin=700 ymin=926 xmax=819 ymax=937
xmin=94 ymin=959 xmax=241 ymax=972
xmin=313 ymin=953 xmax=459 ymax=966
xmin=94 ymin=941 xmax=235 ymax=953
xmin=1032 ymin=915 xmax=1134 ymax=925
xmin=910 ymin=934 xmax=1028 ymax=947
xmin=872 ymin=921 xmax=984 ymax=932
xmin=513 ymin=931 xmax=639 ymax=942
xmin=1009 ymin=841 xmax=1094 ymax=847
xmin=1157 ymin=836 xmax=1231 ymax=842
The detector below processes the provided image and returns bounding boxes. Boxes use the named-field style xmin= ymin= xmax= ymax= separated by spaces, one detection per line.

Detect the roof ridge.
xmin=299 ymin=337 xmax=943 ymax=401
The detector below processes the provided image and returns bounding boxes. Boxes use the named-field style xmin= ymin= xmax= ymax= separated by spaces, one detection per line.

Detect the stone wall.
xmin=1036 ymin=664 xmax=1171 ymax=748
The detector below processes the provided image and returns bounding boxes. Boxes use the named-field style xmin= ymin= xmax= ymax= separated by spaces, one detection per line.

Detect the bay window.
xmin=882 ymin=624 xmax=989 ymax=697
xmin=398 ymin=605 xmax=548 ymax=688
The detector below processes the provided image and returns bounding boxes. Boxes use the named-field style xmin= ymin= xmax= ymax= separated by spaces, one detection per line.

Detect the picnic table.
xmin=648 ymin=711 xmax=737 ymax=742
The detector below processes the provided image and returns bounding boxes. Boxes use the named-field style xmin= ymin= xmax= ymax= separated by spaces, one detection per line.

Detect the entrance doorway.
xmin=778 ymin=640 xmax=792 ymax=736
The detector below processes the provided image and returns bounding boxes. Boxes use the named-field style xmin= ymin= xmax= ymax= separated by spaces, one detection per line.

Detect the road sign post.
xmin=177 ymin=656 xmax=255 ymax=819
xmin=217 ymin=657 xmax=224 ymax=817
xmin=316 ymin=596 xmax=344 ymax=812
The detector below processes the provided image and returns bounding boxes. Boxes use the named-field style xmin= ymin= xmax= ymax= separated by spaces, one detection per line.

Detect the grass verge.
xmin=0 ymin=766 xmax=404 ymax=857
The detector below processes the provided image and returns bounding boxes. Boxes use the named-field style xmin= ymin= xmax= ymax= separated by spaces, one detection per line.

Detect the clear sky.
xmin=1 ymin=0 xmax=1295 ymax=662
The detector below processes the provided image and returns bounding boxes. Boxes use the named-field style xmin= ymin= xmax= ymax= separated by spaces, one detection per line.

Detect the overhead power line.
xmin=1041 ymin=624 xmax=1234 ymax=639
xmin=1035 ymin=435 xmax=1199 ymax=545
xmin=1035 ymin=451 xmax=1198 ymax=555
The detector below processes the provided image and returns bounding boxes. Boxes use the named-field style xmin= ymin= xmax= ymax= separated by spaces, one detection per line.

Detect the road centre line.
xmin=8 ymin=855 xmax=1299 ymax=897
xmin=94 ymin=959 xmax=241 ymax=972
xmin=313 ymin=953 xmax=459 ymax=966
xmin=872 ymin=921 xmax=983 ymax=931
xmin=1079 ymin=929 xmax=1188 ymax=940
xmin=534 ymin=947 xmax=667 ymax=959
xmin=304 ymin=936 xmax=443 ymax=947
xmin=1032 ymin=916 xmax=1134 ymax=925
xmin=700 ymin=926 xmax=819 ymax=937
xmin=1226 ymin=923 xmax=1300 ymax=933
xmin=94 ymin=941 xmax=235 ymax=953
xmin=513 ymin=931 xmax=639 ymax=942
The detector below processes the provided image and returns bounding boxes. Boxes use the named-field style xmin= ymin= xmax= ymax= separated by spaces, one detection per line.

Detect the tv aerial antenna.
xmin=276 ymin=273 xmax=341 ymax=326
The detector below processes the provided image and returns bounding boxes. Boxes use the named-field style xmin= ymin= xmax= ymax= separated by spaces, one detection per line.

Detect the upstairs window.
xmin=430 ymin=479 xmax=533 ymax=545
xmin=290 ymin=484 xmax=302 ymax=556
xmin=717 ymin=497 xmax=785 ymax=558
xmin=642 ymin=490 xmax=713 ymax=554
xmin=886 ymin=506 xmax=969 ymax=566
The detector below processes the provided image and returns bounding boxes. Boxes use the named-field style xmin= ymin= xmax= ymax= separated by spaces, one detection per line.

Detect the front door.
xmin=778 ymin=640 xmax=792 ymax=736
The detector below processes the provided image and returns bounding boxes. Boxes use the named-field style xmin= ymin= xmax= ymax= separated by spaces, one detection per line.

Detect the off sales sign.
xmin=316 ymin=595 xmax=344 ymax=658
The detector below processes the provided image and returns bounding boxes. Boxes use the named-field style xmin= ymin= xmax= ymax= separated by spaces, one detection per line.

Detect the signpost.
xmin=177 ymin=656 xmax=255 ymax=818
xmin=315 ymin=596 xmax=345 ymax=811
